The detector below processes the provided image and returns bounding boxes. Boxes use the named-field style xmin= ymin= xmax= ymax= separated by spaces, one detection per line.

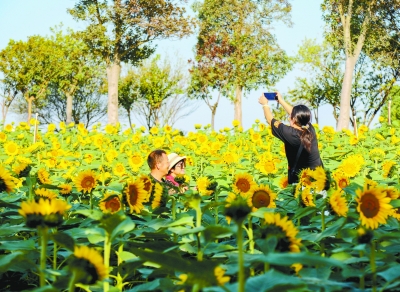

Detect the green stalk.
xmin=248 ymin=216 xmax=254 ymax=254
xmin=320 ymin=207 xmax=325 ymax=256
xmin=237 ymin=223 xmax=245 ymax=292
xmin=116 ymin=243 xmax=124 ymax=290
xmin=214 ymin=190 xmax=219 ymax=225
xmin=90 ymin=192 xmax=93 ymax=211
xmin=103 ymin=233 xmax=111 ymax=292
xmin=171 ymin=196 xmax=176 ymax=221
xmin=360 ymin=250 xmax=365 ymax=290
xmin=53 ymin=241 xmax=57 ymax=270
xmin=371 ymin=241 xmax=376 ymax=292
xmin=196 ymin=204 xmax=203 ymax=261
xmin=68 ymin=270 xmax=77 ymax=292
xmin=39 ymin=227 xmax=48 ymax=287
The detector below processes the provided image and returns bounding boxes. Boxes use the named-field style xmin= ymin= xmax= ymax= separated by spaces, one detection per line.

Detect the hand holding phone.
xmin=263 ymin=92 xmax=277 ymax=101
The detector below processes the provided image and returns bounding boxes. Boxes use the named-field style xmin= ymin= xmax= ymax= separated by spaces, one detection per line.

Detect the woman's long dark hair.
xmin=290 ymin=105 xmax=313 ymax=152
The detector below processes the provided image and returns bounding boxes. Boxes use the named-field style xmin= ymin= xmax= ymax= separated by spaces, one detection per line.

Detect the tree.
xmin=37 ymin=82 xmax=107 ymax=128
xmin=188 ymin=33 xmax=234 ymax=130
xmin=129 ymin=55 xmax=192 ymax=129
xmin=288 ymin=39 xmax=342 ymax=124
xmin=50 ymin=26 xmax=105 ymax=124
xmin=380 ymin=85 xmax=400 ymax=127
xmin=193 ymin=0 xmax=293 ymax=126
xmin=68 ymin=0 xmax=195 ymax=125
xmin=322 ymin=0 xmax=400 ymax=130
xmin=0 ymin=36 xmax=62 ymax=122
xmin=0 ymin=80 xmax=20 ymax=124
xmin=290 ymin=38 xmax=400 ymax=128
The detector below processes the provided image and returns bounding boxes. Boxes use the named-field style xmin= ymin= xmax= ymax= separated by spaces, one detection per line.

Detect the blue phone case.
xmin=263 ymin=92 xmax=276 ymax=101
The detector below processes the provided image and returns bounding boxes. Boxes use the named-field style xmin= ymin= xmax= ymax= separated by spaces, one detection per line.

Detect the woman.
xmin=165 ymin=153 xmax=187 ymax=187
xmin=258 ymin=92 xmax=322 ymax=184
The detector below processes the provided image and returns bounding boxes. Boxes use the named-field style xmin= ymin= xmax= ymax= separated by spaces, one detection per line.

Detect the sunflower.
xmin=19 ymin=198 xmax=71 ymax=228
xmin=196 ymin=177 xmax=213 ymax=196
xmin=338 ymin=154 xmax=365 ymax=178
xmin=59 ymin=184 xmax=73 ymax=195
xmin=0 ymin=131 xmax=7 ymax=142
xmin=390 ymin=208 xmax=400 ymax=221
xmin=151 ymin=183 xmax=164 ymax=209
xmin=262 ymin=212 xmax=301 ymax=252
xmin=105 ymin=149 xmax=118 ymax=162
xmin=70 ymin=245 xmax=107 ymax=285
xmin=37 ymin=168 xmax=52 ymax=184
xmin=222 ymin=152 xmax=237 ymax=165
xmin=301 ymin=188 xmax=315 ymax=207
xmin=128 ymin=154 xmax=144 ymax=172
xmin=214 ymin=266 xmax=230 ymax=286
xmin=0 ymin=166 xmax=16 ymax=194
xmin=35 ymin=188 xmax=58 ymax=200
xmin=311 ymin=166 xmax=327 ymax=192
xmin=4 ymin=141 xmax=19 ymax=156
xmin=382 ymin=161 xmax=396 ymax=178
xmin=356 ymin=186 xmax=392 ymax=230
xmin=333 ymin=172 xmax=350 ymax=189
xmin=124 ymin=179 xmax=147 ymax=214
xmin=112 ymin=163 xmax=126 ymax=177
xmin=99 ymin=192 xmax=122 ymax=213
xmin=138 ymin=174 xmax=153 ymax=199
xmin=250 ymin=185 xmax=277 ymax=211
xmin=329 ymin=189 xmax=348 ymax=217
xmin=297 ymin=168 xmax=313 ymax=188
xmin=278 ymin=176 xmax=289 ymax=189
xmin=384 ymin=186 xmax=399 ymax=200
xmin=232 ymin=173 xmax=256 ymax=196
xmin=74 ymin=170 xmax=98 ymax=193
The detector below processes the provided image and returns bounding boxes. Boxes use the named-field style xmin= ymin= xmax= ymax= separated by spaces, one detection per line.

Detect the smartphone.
xmin=263 ymin=92 xmax=277 ymax=101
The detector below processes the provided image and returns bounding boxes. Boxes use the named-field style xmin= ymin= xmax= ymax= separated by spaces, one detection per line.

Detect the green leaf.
xmin=0 ymin=251 xmax=25 ymax=273
xmin=51 ymin=231 xmax=75 ymax=251
xmin=0 ymin=239 xmax=36 ymax=251
xmin=110 ymin=217 xmax=136 ymax=241
xmin=378 ymin=265 xmax=400 ymax=282
xmin=293 ymin=206 xmax=316 ymax=220
xmin=73 ymin=209 xmax=103 ymax=220
xmin=166 ymin=215 xmax=194 ymax=227
xmin=390 ymin=199 xmax=400 ymax=208
xmin=168 ymin=226 xmax=204 ymax=235
xmin=203 ymin=225 xmax=232 ymax=243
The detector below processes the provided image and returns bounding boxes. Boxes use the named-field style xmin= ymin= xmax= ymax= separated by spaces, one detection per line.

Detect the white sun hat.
xmin=168 ymin=153 xmax=186 ymax=171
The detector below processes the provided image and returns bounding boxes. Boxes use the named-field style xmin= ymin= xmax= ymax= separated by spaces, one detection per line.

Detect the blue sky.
xmin=0 ymin=0 xmax=336 ymax=131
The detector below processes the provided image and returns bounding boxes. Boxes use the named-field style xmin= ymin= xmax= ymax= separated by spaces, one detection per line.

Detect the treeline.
xmin=1 ymin=1 xmax=400 ymax=130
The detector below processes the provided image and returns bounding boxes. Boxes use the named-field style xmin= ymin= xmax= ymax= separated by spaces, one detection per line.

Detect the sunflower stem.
xmin=214 ymin=190 xmax=219 ymax=226
xmin=39 ymin=227 xmax=48 ymax=287
xmin=116 ymin=242 xmax=124 ymax=291
xmin=171 ymin=196 xmax=176 ymax=221
xmin=90 ymin=192 xmax=93 ymax=211
xmin=68 ymin=270 xmax=77 ymax=292
xmin=195 ymin=204 xmax=203 ymax=261
xmin=53 ymin=240 xmax=57 ymax=270
xmin=248 ymin=216 xmax=254 ymax=254
xmin=237 ymin=223 xmax=245 ymax=292
xmin=104 ymin=233 xmax=111 ymax=292
xmin=359 ymin=250 xmax=365 ymax=289
xmin=371 ymin=240 xmax=377 ymax=292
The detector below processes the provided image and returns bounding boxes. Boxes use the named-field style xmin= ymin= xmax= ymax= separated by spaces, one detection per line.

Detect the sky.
xmin=0 ymin=0 xmax=336 ymax=132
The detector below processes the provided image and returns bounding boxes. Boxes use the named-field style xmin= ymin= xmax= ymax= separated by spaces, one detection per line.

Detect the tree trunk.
xmin=106 ymin=62 xmax=121 ymax=125
xmin=234 ymin=85 xmax=242 ymax=126
xmin=66 ymin=92 xmax=73 ymax=124
xmin=211 ymin=104 xmax=217 ymax=131
xmin=336 ymin=56 xmax=356 ymax=130
xmin=27 ymin=96 xmax=35 ymax=122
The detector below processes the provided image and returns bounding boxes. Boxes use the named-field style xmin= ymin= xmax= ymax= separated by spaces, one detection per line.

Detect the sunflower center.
xmin=0 ymin=178 xmax=6 ymax=192
xmin=128 ymin=185 xmax=138 ymax=205
xmin=236 ymin=178 xmax=250 ymax=193
xmin=82 ymin=177 xmax=95 ymax=188
xmin=252 ymin=190 xmax=271 ymax=209
xmin=360 ymin=193 xmax=380 ymax=218
xmin=143 ymin=180 xmax=152 ymax=192
xmin=260 ymin=225 xmax=291 ymax=252
xmin=338 ymin=179 xmax=348 ymax=189
xmin=105 ymin=198 xmax=120 ymax=212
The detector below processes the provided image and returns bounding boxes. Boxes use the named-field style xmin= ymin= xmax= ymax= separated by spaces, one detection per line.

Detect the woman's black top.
xmin=271 ymin=118 xmax=322 ymax=184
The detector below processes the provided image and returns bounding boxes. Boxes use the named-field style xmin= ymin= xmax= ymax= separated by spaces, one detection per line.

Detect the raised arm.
xmin=276 ymin=92 xmax=293 ymax=116
xmin=258 ymin=94 xmax=274 ymax=125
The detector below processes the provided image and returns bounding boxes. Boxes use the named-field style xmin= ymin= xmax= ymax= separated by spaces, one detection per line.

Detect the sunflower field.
xmin=1 ymin=119 xmax=400 ymax=292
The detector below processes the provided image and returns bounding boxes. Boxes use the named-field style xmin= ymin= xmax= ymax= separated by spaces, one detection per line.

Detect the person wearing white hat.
xmin=165 ymin=153 xmax=186 ymax=187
